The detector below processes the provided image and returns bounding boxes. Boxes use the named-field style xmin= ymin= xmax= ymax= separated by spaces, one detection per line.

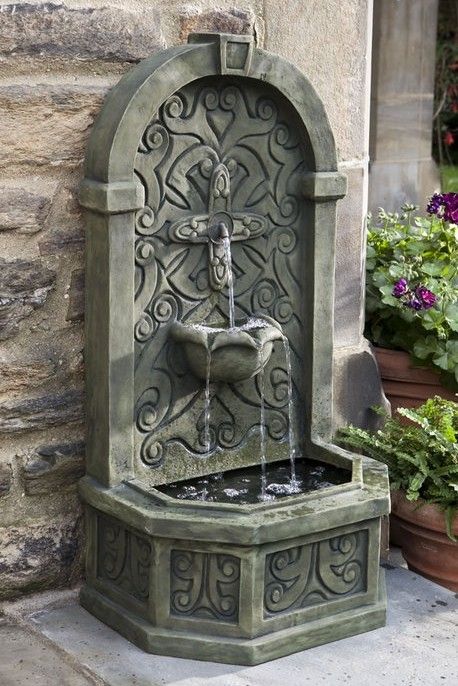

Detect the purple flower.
xmin=407 ymin=296 xmax=423 ymax=310
xmin=392 ymin=278 xmax=409 ymax=298
xmin=415 ymin=286 xmax=437 ymax=309
xmin=442 ymin=193 xmax=458 ymax=223
xmin=427 ymin=193 xmax=444 ymax=215
xmin=427 ymin=192 xmax=458 ymax=223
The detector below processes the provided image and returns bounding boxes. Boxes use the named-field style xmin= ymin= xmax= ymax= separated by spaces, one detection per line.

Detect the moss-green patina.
xmin=79 ymin=33 xmax=389 ymax=664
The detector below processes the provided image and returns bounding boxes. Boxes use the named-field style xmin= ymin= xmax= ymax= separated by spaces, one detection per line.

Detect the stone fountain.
xmin=79 ymin=33 xmax=390 ymax=665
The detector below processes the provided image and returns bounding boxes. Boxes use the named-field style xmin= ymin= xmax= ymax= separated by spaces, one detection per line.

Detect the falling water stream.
xmin=199 ymin=234 xmax=298 ymax=499
xmin=222 ymin=236 xmax=235 ymax=329
xmin=282 ymin=336 xmax=299 ymax=492
xmin=258 ymin=364 xmax=268 ymax=500
xmin=204 ymin=347 xmax=211 ymax=455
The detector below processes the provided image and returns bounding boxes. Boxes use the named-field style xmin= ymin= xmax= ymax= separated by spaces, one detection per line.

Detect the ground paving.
xmin=1 ymin=558 xmax=457 ymax=686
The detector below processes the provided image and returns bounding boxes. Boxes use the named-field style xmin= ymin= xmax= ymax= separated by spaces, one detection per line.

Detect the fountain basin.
xmin=170 ymin=316 xmax=284 ymax=382
xmin=79 ymin=444 xmax=389 ymax=665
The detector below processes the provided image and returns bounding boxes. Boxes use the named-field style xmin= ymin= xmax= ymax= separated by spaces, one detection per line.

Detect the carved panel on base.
xmin=264 ymin=531 xmax=368 ymax=617
xmin=170 ymin=549 xmax=241 ymax=623
xmin=97 ymin=514 xmax=152 ymax=602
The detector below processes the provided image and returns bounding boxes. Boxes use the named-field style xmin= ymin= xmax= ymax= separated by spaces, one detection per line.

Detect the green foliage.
xmin=338 ymin=397 xmax=458 ymax=540
xmin=441 ymin=165 xmax=458 ymax=192
xmin=365 ymin=206 xmax=458 ymax=390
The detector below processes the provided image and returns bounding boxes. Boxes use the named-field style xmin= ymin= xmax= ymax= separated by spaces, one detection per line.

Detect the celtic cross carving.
xmin=169 ymin=161 xmax=266 ymax=290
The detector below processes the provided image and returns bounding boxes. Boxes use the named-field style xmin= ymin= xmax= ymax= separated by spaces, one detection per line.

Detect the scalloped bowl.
xmin=170 ymin=316 xmax=284 ymax=383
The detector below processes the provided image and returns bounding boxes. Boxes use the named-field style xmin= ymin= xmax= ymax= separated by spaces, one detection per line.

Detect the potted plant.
xmin=365 ymin=195 xmax=458 ymax=410
xmin=338 ymin=396 xmax=458 ymax=591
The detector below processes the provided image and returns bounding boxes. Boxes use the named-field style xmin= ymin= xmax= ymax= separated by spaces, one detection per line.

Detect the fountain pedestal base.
xmin=79 ymin=460 xmax=388 ymax=665
xmin=80 ymin=578 xmax=386 ymax=665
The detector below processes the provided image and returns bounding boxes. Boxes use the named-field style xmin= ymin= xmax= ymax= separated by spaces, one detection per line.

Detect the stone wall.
xmin=0 ymin=0 xmax=380 ymax=599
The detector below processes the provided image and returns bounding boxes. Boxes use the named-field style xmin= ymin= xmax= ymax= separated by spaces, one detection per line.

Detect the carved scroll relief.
xmin=264 ymin=531 xmax=368 ymax=617
xmin=170 ymin=549 xmax=240 ymax=622
xmin=133 ymin=77 xmax=309 ymax=469
xmin=97 ymin=514 xmax=152 ymax=602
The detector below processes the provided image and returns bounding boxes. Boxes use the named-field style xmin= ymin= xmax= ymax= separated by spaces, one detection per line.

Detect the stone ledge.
xmin=79 ymin=179 xmax=143 ymax=214
xmin=302 ymin=172 xmax=347 ymax=201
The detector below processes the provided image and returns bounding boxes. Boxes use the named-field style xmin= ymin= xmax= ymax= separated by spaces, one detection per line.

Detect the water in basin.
xmin=157 ymin=458 xmax=350 ymax=505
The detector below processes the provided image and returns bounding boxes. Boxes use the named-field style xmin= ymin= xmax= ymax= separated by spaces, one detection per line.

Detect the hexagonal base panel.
xmin=80 ymin=576 xmax=386 ymax=665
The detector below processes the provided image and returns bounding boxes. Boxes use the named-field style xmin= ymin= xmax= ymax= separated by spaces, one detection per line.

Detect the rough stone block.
xmin=0 ymin=359 xmax=56 ymax=394
xmin=0 ymin=85 xmax=107 ymax=168
xmin=0 ymin=2 xmax=164 ymax=62
xmin=0 ymin=464 xmax=12 ymax=497
xmin=0 ymin=258 xmax=56 ymax=341
xmin=178 ymin=7 xmax=256 ymax=43
xmin=0 ymin=516 xmax=83 ymax=600
xmin=66 ymin=269 xmax=84 ymax=322
xmin=0 ymin=324 xmax=83 ymax=395
xmin=39 ymin=228 xmax=85 ymax=254
xmin=0 ymin=388 xmax=84 ymax=433
xmin=22 ymin=441 xmax=85 ymax=496
xmin=38 ymin=185 xmax=84 ymax=255
xmin=0 ymin=186 xmax=52 ymax=234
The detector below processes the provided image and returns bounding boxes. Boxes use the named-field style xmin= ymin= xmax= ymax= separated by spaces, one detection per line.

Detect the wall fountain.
xmin=79 ymin=33 xmax=390 ymax=664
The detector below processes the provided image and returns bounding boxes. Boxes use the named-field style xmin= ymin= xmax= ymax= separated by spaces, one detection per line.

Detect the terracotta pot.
xmin=373 ymin=347 xmax=456 ymax=414
xmin=390 ymin=490 xmax=458 ymax=591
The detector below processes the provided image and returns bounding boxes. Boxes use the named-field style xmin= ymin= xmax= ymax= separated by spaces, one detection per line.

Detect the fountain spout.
xmin=218 ymin=221 xmax=229 ymax=239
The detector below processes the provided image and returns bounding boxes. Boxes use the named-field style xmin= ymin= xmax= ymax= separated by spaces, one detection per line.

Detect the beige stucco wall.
xmin=0 ymin=0 xmax=379 ymax=598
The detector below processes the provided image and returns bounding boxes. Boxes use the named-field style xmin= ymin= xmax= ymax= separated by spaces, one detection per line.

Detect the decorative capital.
xmin=302 ymin=172 xmax=347 ymax=202
xmin=79 ymin=179 xmax=144 ymax=214
xmin=187 ymin=32 xmax=254 ymax=76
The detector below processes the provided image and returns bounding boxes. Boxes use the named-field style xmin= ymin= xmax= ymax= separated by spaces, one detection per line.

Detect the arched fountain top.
xmin=80 ymin=32 xmax=347 ymax=488
xmin=81 ymin=33 xmax=345 ymax=213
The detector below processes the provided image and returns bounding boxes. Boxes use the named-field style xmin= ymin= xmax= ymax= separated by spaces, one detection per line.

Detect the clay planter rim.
xmin=391 ymin=489 xmax=458 ymax=537
xmin=373 ymin=346 xmax=457 ymax=398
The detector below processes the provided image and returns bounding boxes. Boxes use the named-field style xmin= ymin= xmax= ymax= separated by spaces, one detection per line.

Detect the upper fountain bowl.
xmin=170 ymin=316 xmax=284 ymax=383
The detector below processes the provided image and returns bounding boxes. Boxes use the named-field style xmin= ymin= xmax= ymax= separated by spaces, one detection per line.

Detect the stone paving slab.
xmin=0 ymin=616 xmax=97 ymax=686
xmin=1 ymin=564 xmax=457 ymax=686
